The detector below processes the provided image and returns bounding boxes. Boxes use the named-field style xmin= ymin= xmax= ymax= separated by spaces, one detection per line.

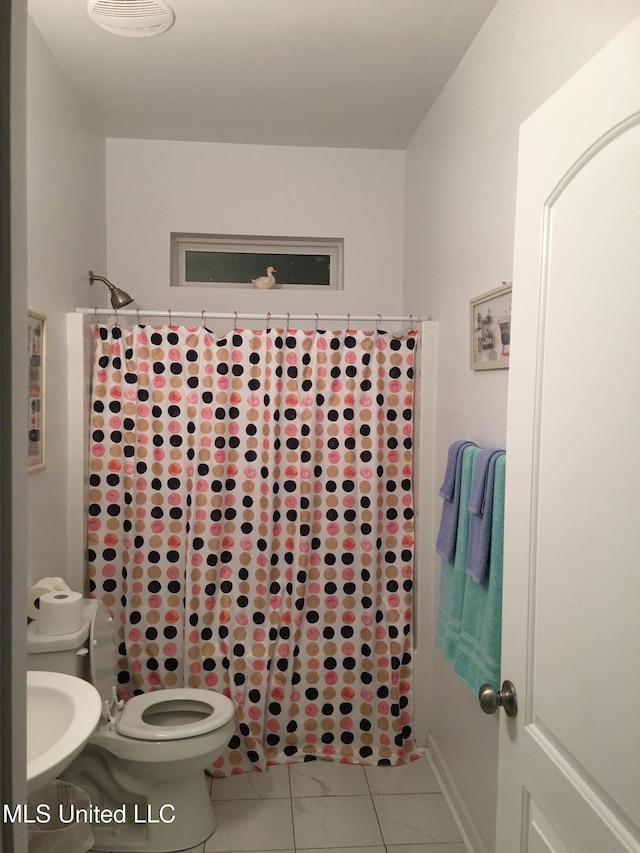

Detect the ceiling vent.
xmin=87 ymin=0 xmax=175 ymax=38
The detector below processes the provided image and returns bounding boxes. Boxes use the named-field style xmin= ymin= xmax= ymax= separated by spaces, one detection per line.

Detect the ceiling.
xmin=28 ymin=0 xmax=497 ymax=150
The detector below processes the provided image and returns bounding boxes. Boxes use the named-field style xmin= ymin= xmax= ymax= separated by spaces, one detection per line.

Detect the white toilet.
xmin=27 ymin=600 xmax=235 ymax=852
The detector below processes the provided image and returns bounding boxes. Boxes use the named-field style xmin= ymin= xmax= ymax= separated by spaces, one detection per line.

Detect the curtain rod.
xmin=74 ymin=308 xmax=432 ymax=323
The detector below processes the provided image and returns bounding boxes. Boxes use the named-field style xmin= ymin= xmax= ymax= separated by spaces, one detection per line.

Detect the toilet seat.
xmin=89 ymin=602 xmax=234 ymax=741
xmin=117 ymin=688 xmax=234 ymax=740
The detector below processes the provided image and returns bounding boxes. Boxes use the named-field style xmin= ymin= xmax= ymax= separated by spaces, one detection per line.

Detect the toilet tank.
xmin=26 ymin=599 xmax=98 ymax=680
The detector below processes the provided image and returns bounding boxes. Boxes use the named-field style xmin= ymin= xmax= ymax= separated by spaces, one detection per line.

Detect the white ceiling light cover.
xmin=87 ymin=0 xmax=175 ymax=38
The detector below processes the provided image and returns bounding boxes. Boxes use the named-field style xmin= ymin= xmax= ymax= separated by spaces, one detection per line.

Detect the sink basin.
xmin=27 ymin=671 xmax=101 ymax=795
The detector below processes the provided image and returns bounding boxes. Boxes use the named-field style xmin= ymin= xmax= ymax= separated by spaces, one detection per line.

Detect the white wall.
xmin=106 ymin=139 xmax=405 ymax=320
xmin=403 ymin=1 xmax=640 ymax=850
xmin=26 ymin=19 xmax=106 ymax=591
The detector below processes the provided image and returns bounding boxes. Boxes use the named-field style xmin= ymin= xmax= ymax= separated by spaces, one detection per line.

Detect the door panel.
xmin=529 ymin=801 xmax=571 ymax=853
xmin=534 ymin=121 xmax=640 ymax=825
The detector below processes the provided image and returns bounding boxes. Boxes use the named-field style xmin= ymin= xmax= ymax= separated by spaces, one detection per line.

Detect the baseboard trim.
xmin=426 ymin=733 xmax=489 ymax=853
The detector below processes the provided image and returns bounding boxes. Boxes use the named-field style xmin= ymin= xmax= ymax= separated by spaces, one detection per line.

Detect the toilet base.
xmin=60 ymin=743 xmax=218 ymax=852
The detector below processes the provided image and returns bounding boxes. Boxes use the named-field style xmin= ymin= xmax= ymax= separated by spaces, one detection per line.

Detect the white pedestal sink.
xmin=27 ymin=671 xmax=101 ymax=796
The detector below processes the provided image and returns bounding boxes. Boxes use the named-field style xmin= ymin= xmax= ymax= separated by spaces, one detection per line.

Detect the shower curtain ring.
xmin=234 ymin=311 xmax=238 ymax=331
xmin=266 ymin=312 xmax=271 ymax=330
xmin=315 ymin=313 xmax=319 ymax=332
xmin=168 ymin=308 xmax=173 ymax=326
xmin=136 ymin=308 xmax=141 ymax=325
xmin=347 ymin=313 xmax=351 ymax=331
xmin=286 ymin=312 xmax=291 ymax=332
xmin=409 ymin=314 xmax=415 ymax=332
xmin=376 ymin=314 xmax=382 ymax=333
xmin=201 ymin=309 xmax=206 ymax=329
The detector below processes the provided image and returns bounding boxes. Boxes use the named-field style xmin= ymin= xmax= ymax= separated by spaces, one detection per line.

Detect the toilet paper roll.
xmin=27 ymin=577 xmax=72 ymax=620
xmin=38 ymin=590 xmax=84 ymax=636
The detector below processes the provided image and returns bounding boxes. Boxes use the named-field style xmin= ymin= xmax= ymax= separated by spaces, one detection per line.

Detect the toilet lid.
xmin=116 ymin=688 xmax=235 ymax=741
xmin=89 ymin=601 xmax=121 ymax=713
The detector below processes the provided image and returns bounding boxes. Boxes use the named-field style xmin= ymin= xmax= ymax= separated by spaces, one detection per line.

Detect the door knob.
xmin=478 ymin=680 xmax=518 ymax=717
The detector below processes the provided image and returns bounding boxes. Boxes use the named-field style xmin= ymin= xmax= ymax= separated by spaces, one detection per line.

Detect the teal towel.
xmin=436 ymin=446 xmax=479 ymax=661
xmin=453 ymin=454 xmax=505 ymax=693
xmin=466 ymin=449 xmax=505 ymax=584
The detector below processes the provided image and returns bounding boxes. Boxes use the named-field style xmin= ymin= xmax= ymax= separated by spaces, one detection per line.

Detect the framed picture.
xmin=27 ymin=310 xmax=46 ymax=472
xmin=470 ymin=282 xmax=512 ymax=370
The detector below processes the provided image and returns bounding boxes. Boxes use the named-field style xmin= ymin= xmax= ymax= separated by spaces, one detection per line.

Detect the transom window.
xmin=171 ymin=233 xmax=344 ymax=290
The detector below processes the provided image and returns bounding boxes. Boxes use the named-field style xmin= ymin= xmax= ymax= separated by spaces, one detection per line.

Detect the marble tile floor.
xmin=116 ymin=754 xmax=467 ymax=853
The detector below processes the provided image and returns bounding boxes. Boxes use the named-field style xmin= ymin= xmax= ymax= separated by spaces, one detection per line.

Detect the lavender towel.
xmin=466 ymin=448 xmax=505 ymax=583
xmin=436 ymin=440 xmax=477 ymax=563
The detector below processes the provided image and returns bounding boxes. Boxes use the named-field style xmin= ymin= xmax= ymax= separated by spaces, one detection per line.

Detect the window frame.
xmin=170 ymin=232 xmax=344 ymax=291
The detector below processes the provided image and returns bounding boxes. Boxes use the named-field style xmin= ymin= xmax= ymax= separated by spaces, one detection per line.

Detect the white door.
xmin=498 ymin=14 xmax=640 ymax=853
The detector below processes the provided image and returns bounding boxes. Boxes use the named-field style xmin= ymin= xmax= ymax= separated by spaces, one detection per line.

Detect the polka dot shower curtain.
xmin=88 ymin=323 xmax=420 ymax=771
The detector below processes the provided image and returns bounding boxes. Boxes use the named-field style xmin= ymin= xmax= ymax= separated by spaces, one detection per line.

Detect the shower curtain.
xmin=87 ymin=323 xmax=420 ymax=771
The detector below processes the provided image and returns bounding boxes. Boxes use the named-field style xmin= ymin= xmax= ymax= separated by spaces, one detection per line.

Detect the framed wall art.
xmin=27 ymin=310 xmax=46 ymax=471
xmin=470 ymin=282 xmax=512 ymax=370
